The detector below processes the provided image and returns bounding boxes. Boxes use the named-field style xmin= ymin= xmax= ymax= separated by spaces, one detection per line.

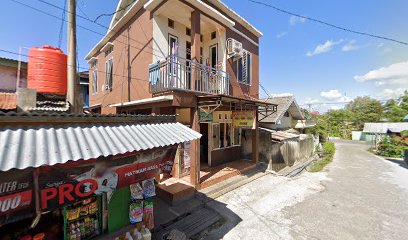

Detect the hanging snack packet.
xmin=143 ymin=200 xmax=154 ymax=230
xmin=142 ymin=179 xmax=156 ymax=199
xmin=129 ymin=200 xmax=143 ymax=224
xmin=130 ymin=183 xmax=143 ymax=200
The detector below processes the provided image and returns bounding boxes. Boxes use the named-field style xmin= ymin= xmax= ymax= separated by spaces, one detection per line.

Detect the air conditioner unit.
xmin=227 ymin=38 xmax=243 ymax=59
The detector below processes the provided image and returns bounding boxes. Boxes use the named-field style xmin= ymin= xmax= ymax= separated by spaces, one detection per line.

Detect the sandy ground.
xmin=205 ymin=140 xmax=408 ymax=240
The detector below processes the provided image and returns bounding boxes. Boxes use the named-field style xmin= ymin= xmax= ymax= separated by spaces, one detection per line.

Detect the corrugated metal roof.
xmin=260 ymin=127 xmax=299 ymax=141
xmin=0 ymin=122 xmax=201 ymax=171
xmin=0 ymin=92 xmax=17 ymax=110
xmin=259 ymin=96 xmax=304 ymax=123
xmin=363 ymin=122 xmax=408 ymax=134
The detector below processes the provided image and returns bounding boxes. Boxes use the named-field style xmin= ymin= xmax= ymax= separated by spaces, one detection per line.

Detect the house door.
xmin=186 ymin=41 xmax=191 ymax=89
xmin=168 ymin=34 xmax=178 ymax=56
xmin=209 ymin=44 xmax=218 ymax=69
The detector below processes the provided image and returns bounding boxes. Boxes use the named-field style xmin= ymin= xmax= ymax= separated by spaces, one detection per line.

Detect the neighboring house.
xmin=85 ymin=0 xmax=275 ymax=191
xmin=355 ymin=122 xmax=408 ymax=145
xmin=0 ymin=57 xmax=26 ymax=111
xmin=79 ymin=71 xmax=90 ymax=108
xmin=259 ymin=95 xmax=315 ymax=131
xmin=0 ymin=57 xmax=27 ymax=92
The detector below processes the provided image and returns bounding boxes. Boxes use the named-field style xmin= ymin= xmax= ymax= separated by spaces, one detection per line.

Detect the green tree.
xmin=346 ymin=96 xmax=383 ymax=130
xmin=383 ymin=91 xmax=408 ymax=122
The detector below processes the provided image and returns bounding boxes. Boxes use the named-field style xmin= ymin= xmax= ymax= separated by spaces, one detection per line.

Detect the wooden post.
xmin=190 ymin=10 xmax=201 ymax=90
xmin=252 ymin=109 xmax=259 ymax=164
xmin=190 ymin=106 xmax=201 ymax=189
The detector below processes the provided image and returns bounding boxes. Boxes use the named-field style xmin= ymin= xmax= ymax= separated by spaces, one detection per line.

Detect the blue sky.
xmin=1 ymin=0 xmax=408 ymax=112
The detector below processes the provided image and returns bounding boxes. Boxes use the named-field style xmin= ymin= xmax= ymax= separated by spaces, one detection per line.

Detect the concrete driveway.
xmin=205 ymin=140 xmax=408 ymax=240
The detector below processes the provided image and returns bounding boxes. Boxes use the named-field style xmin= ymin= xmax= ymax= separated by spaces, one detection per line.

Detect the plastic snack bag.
xmin=142 ymin=179 xmax=156 ymax=199
xmin=130 ymin=183 xmax=143 ymax=200
xmin=143 ymin=200 xmax=154 ymax=230
xmin=129 ymin=200 xmax=143 ymax=224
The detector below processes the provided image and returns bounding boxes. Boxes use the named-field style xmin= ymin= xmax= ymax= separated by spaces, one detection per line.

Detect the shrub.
xmin=309 ymin=142 xmax=336 ymax=172
xmin=322 ymin=141 xmax=335 ymax=155
xmin=377 ymin=137 xmax=406 ymax=158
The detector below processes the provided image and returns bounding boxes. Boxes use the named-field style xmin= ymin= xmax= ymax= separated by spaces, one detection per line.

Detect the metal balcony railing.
xmin=149 ymin=55 xmax=230 ymax=95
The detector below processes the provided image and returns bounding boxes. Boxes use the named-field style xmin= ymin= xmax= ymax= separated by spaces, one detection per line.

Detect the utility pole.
xmin=67 ymin=0 xmax=81 ymax=113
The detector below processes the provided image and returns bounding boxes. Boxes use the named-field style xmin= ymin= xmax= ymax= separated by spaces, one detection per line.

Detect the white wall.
xmin=152 ymin=14 xmax=226 ymax=72
xmin=152 ymin=14 xmax=191 ymax=62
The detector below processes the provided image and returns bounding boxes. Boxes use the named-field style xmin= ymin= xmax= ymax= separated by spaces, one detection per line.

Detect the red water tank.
xmin=28 ymin=46 xmax=67 ymax=96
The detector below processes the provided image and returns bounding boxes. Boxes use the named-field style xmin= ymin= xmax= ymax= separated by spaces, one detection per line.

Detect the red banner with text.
xmin=0 ymin=168 xmax=34 ymax=225
xmin=39 ymin=145 xmax=177 ymax=211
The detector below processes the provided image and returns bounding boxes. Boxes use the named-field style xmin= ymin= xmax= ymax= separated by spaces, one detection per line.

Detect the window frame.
xmin=92 ymin=69 xmax=98 ymax=94
xmin=105 ymin=58 xmax=113 ymax=91
xmin=237 ymin=51 xmax=252 ymax=86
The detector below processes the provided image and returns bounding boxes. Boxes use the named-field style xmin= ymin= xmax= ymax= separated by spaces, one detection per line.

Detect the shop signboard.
xmin=200 ymin=110 xmax=213 ymax=122
xmin=232 ymin=111 xmax=255 ymax=129
xmin=0 ymin=168 xmax=35 ymax=225
xmin=39 ymin=145 xmax=178 ymax=211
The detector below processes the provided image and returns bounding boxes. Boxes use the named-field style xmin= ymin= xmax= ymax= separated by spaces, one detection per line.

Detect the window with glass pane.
xmin=106 ymin=59 xmax=113 ymax=90
xmin=92 ymin=70 xmax=98 ymax=93
xmin=233 ymin=127 xmax=241 ymax=145
xmin=212 ymin=124 xmax=220 ymax=149
xmin=226 ymin=123 xmax=232 ymax=147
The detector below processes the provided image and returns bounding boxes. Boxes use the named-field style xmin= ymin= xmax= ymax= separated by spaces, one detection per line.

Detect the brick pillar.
xmin=190 ymin=106 xmax=201 ymax=189
xmin=252 ymin=110 xmax=259 ymax=164
xmin=191 ymin=10 xmax=201 ymax=90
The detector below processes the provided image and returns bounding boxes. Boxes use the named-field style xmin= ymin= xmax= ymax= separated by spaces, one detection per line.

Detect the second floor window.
xmin=105 ymin=59 xmax=113 ymax=91
xmin=237 ymin=52 xmax=251 ymax=85
xmin=92 ymin=70 xmax=98 ymax=93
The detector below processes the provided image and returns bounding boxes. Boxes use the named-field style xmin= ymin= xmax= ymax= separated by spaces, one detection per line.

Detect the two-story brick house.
xmin=86 ymin=0 xmax=276 ymax=190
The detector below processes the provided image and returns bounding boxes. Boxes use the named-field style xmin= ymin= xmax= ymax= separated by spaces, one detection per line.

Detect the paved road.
xmin=205 ymin=140 xmax=408 ymax=240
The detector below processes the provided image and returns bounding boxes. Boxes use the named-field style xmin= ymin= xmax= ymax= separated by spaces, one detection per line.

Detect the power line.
xmin=10 ymin=0 xmax=268 ymax=101
xmin=13 ymin=0 xmax=166 ymax=59
xmin=247 ymin=0 xmax=408 ymax=46
xmin=93 ymin=0 xmax=135 ymax=23
xmin=57 ymin=0 xmax=67 ymax=48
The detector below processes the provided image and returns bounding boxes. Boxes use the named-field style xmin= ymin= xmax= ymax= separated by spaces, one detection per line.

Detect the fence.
xmin=259 ymin=131 xmax=315 ymax=172
xmin=149 ymin=55 xmax=230 ymax=95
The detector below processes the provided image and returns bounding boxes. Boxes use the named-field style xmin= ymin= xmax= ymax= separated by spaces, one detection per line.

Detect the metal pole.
xmin=67 ymin=0 xmax=80 ymax=112
xmin=16 ymin=47 xmax=22 ymax=90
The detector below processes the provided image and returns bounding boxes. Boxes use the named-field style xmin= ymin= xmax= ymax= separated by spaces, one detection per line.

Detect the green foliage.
xmin=377 ymin=136 xmax=408 ymax=158
xmin=346 ymin=96 xmax=384 ymax=130
xmin=309 ymin=142 xmax=335 ymax=172
xmin=383 ymin=91 xmax=408 ymax=122
xmin=308 ymin=92 xmax=408 ymax=141
xmin=322 ymin=141 xmax=335 ymax=156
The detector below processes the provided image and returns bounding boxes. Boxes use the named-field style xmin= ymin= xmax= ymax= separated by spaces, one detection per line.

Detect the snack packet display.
xmin=142 ymin=179 xmax=156 ymax=199
xmin=143 ymin=200 xmax=154 ymax=230
xmin=88 ymin=201 xmax=98 ymax=214
xmin=129 ymin=200 xmax=143 ymax=224
xmin=67 ymin=207 xmax=80 ymax=221
xmin=130 ymin=183 xmax=143 ymax=200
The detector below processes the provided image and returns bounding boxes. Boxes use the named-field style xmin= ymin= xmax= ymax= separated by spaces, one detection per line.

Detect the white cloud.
xmin=306 ymin=40 xmax=342 ymax=57
xmin=330 ymin=105 xmax=342 ymax=110
xmin=271 ymin=93 xmax=294 ymax=97
xmin=354 ymin=61 xmax=408 ymax=86
xmin=377 ymin=42 xmax=392 ymax=53
xmin=376 ymin=88 xmax=407 ymax=100
xmin=342 ymin=40 xmax=359 ymax=52
xmin=320 ymin=89 xmax=343 ymax=100
xmin=276 ymin=32 xmax=288 ymax=39
xmin=289 ymin=16 xmax=306 ymax=26
xmin=303 ymin=97 xmax=319 ymax=104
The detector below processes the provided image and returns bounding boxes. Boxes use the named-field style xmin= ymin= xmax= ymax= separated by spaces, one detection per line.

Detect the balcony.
xmin=149 ymin=55 xmax=230 ymax=95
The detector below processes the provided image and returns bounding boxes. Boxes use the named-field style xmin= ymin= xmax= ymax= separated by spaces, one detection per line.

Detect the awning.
xmin=0 ymin=122 xmax=201 ymax=171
